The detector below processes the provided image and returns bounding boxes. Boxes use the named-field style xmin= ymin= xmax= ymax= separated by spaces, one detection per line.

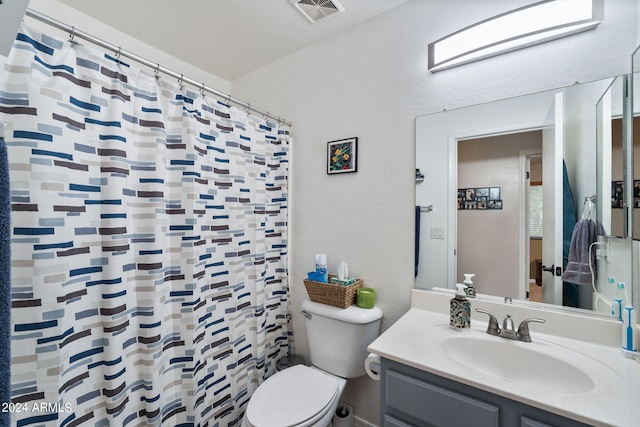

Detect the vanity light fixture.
xmin=428 ymin=0 xmax=603 ymax=72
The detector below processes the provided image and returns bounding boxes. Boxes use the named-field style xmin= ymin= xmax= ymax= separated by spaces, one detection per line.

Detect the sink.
xmin=440 ymin=335 xmax=594 ymax=393
xmin=420 ymin=324 xmax=617 ymax=394
xmin=368 ymin=304 xmax=638 ymax=427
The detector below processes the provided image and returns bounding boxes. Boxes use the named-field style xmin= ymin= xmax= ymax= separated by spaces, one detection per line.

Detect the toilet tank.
xmin=302 ymin=300 xmax=383 ymax=378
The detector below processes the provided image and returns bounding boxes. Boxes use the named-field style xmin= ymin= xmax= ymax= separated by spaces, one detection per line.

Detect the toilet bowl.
xmin=242 ymin=301 xmax=382 ymax=427
xmin=241 ymin=365 xmax=346 ymax=427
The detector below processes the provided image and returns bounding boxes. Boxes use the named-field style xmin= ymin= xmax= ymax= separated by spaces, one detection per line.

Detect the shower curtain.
xmin=1 ymin=24 xmax=290 ymax=426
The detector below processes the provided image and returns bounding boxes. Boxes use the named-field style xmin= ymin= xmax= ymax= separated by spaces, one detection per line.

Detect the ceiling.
xmin=57 ymin=0 xmax=408 ymax=82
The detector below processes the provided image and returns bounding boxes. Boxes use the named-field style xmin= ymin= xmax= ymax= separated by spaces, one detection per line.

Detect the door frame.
xmin=519 ymin=150 xmax=543 ymax=301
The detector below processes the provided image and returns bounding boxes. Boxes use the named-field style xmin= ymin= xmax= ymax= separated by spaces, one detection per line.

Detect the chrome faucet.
xmin=500 ymin=313 xmax=519 ymax=340
xmin=475 ymin=308 xmax=545 ymax=343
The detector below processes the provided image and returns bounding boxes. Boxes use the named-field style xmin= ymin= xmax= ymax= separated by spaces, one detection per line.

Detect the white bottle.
xmin=337 ymin=261 xmax=348 ymax=280
xmin=463 ymin=273 xmax=476 ymax=298
xmin=621 ymin=306 xmax=638 ymax=357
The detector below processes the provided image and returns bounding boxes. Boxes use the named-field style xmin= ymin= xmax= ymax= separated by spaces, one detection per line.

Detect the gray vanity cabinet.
xmin=380 ymin=358 xmax=592 ymax=427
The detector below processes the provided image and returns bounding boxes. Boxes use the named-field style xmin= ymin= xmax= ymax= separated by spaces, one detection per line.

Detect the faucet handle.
xmin=475 ymin=308 xmax=500 ymax=336
xmin=517 ymin=318 xmax=546 ymax=342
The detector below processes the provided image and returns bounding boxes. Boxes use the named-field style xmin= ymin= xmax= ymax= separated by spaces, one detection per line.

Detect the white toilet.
xmin=241 ymin=299 xmax=383 ymax=427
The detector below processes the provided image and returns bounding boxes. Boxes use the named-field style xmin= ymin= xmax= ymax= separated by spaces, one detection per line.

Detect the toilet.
xmin=241 ymin=299 xmax=383 ymax=427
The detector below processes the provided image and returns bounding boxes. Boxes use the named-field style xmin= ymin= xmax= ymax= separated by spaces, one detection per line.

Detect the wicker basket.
xmin=303 ymin=276 xmax=363 ymax=309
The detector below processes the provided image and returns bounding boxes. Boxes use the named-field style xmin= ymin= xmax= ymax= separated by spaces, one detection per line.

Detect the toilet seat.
xmin=244 ymin=365 xmax=340 ymax=427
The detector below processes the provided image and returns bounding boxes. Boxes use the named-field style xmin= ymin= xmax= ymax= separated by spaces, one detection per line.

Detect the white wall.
xmin=231 ymin=1 xmax=637 ymax=425
xmin=25 ymin=0 xmax=230 ymax=94
xmin=563 ymin=79 xmax=615 ymax=214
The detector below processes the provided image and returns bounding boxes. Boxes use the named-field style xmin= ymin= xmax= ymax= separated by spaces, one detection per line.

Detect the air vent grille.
xmin=290 ymin=0 xmax=345 ymax=23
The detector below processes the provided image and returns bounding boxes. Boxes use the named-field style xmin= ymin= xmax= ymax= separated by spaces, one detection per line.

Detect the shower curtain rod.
xmin=24 ymin=9 xmax=293 ymax=127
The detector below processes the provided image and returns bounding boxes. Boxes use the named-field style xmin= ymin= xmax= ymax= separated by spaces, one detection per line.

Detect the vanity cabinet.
xmin=380 ymin=358 xmax=592 ymax=427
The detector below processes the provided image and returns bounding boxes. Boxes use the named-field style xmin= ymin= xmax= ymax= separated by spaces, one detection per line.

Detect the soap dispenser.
xmin=463 ymin=273 xmax=476 ymax=298
xmin=450 ymin=284 xmax=471 ymax=331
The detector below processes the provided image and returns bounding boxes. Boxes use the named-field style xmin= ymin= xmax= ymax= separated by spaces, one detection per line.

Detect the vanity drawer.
xmin=383 ymin=414 xmax=416 ymax=427
xmin=385 ymin=369 xmax=500 ymax=427
xmin=521 ymin=416 xmax=561 ymax=427
xmin=380 ymin=359 xmax=593 ymax=427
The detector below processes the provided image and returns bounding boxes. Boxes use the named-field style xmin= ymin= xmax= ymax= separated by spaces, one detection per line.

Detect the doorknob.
xmin=541 ymin=265 xmax=554 ymax=273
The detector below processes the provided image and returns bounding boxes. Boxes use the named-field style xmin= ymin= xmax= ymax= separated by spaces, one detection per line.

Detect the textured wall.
xmin=231 ymin=1 xmax=638 ymax=424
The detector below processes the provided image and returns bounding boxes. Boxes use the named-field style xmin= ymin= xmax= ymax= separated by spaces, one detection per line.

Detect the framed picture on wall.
xmin=489 ymin=187 xmax=500 ymax=200
xmin=612 ymin=181 xmax=623 ymax=208
xmin=476 ymin=188 xmax=489 ymax=197
xmin=458 ymin=186 xmax=502 ymax=210
xmin=327 ymin=137 xmax=357 ymax=174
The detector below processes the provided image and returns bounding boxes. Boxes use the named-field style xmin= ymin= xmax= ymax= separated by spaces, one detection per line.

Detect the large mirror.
xmin=632 ymin=47 xmax=640 ymax=313
xmin=415 ymin=76 xmax=634 ymax=317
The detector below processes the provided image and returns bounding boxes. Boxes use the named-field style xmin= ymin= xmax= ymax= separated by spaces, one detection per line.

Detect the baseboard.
xmin=354 ymin=415 xmax=378 ymax=427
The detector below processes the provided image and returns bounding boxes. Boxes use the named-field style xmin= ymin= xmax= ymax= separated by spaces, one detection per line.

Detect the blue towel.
xmin=561 ymin=161 xmax=579 ymax=307
xmin=415 ymin=206 xmax=420 ymax=277
xmin=562 ymin=161 xmax=577 ymax=269
xmin=0 ymin=135 xmax=10 ymax=425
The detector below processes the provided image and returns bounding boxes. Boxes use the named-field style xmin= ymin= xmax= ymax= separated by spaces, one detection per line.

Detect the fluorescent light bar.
xmin=428 ymin=0 xmax=603 ymax=72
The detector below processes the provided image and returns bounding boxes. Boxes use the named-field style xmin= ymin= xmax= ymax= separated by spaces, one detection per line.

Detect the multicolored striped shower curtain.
xmin=1 ymin=24 xmax=290 ymax=426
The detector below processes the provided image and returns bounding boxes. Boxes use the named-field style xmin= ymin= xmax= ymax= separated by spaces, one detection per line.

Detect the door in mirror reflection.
xmin=457 ymin=131 xmax=542 ymax=301
xmin=456 ymin=98 xmax=567 ymax=308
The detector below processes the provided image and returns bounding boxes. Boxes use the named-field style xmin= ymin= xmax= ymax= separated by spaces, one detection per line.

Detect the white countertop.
xmin=368 ymin=290 xmax=640 ymax=427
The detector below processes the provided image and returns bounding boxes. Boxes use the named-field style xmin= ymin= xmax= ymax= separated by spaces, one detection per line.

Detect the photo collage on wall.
xmin=458 ymin=187 xmax=502 ymax=210
xmin=613 ymin=181 xmax=640 ymax=208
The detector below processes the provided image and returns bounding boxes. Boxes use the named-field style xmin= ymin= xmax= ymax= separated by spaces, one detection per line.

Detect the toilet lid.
xmin=245 ymin=365 xmax=339 ymax=427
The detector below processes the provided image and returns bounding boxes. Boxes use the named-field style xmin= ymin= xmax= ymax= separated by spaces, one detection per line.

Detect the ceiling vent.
xmin=290 ymin=0 xmax=345 ymax=23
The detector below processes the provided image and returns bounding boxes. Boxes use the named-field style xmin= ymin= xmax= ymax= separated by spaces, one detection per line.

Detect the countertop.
xmin=368 ymin=290 xmax=640 ymax=427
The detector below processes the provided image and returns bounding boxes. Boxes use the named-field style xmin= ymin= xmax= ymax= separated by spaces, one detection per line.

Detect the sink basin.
xmin=419 ymin=324 xmax=618 ymax=395
xmin=440 ymin=335 xmax=594 ymax=393
xmin=368 ymin=305 xmax=638 ymax=427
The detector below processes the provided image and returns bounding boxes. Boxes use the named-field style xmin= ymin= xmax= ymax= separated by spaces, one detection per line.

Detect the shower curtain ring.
xmin=200 ymin=82 xmax=206 ymax=96
xmin=178 ymin=74 xmax=184 ymax=87
xmin=154 ymin=63 xmax=160 ymax=77
xmin=69 ymin=26 xmax=76 ymax=42
xmin=115 ymin=46 xmax=122 ymax=58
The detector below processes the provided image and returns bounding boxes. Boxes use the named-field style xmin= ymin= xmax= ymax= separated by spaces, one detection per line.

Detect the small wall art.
xmin=613 ymin=180 xmax=640 ymax=208
xmin=327 ymin=137 xmax=357 ymax=174
xmin=458 ymin=186 xmax=502 ymax=210
xmin=612 ymin=181 xmax=623 ymax=208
